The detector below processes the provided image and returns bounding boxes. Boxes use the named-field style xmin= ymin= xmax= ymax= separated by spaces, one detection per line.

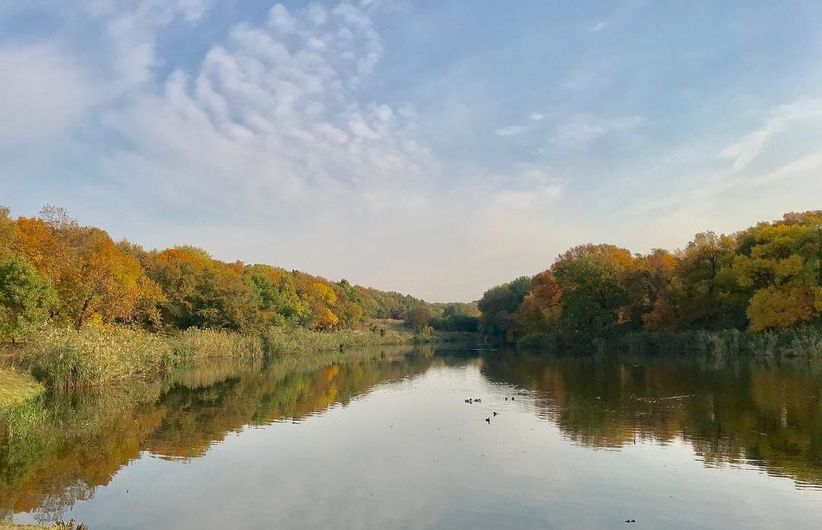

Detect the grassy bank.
xmin=171 ymin=324 xmax=420 ymax=362
xmin=12 ymin=321 xmax=471 ymax=389
xmin=0 ymin=369 xmax=44 ymax=414
xmin=516 ymin=327 xmax=822 ymax=357
xmin=0 ymin=522 xmax=85 ymax=529
xmin=619 ymin=327 xmax=822 ymax=357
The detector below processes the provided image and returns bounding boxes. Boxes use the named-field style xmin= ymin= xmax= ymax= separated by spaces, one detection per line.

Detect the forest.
xmin=1 ymin=206 xmax=821 ymax=364
xmin=0 ymin=205 xmax=476 ymax=343
xmin=478 ymin=210 xmax=822 ymax=353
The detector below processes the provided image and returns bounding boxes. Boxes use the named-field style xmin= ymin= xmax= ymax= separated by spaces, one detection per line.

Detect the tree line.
xmin=0 ymin=205 xmax=436 ymax=342
xmin=478 ymin=211 xmax=822 ymax=347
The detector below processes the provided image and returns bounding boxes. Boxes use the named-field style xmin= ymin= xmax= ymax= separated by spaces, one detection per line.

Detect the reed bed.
xmin=25 ymin=326 xmax=171 ymax=389
xmin=169 ymin=328 xmax=264 ymax=361
xmin=260 ymin=326 xmax=414 ymax=356
xmin=620 ymin=328 xmax=822 ymax=357
xmin=16 ymin=323 xmax=438 ymax=389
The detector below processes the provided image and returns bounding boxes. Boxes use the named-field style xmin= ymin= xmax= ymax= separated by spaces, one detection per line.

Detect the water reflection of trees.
xmin=483 ymin=354 xmax=822 ymax=487
xmin=0 ymin=348 xmax=434 ymax=519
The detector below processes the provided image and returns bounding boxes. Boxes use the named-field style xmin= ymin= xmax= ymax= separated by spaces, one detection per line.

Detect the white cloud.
xmin=720 ymin=99 xmax=822 ymax=172
xmin=494 ymin=125 xmax=527 ymax=137
xmin=0 ymin=44 xmax=93 ymax=142
xmin=89 ymin=0 xmax=215 ymax=91
xmin=589 ymin=21 xmax=607 ymax=33
xmin=550 ymin=114 xmax=643 ymax=149
xmin=559 ymin=67 xmax=612 ymax=94
xmin=99 ymin=2 xmax=428 ymax=221
xmin=8 ymin=2 xmax=817 ymax=303
xmin=0 ymin=0 xmax=568 ymax=301
xmin=612 ymin=96 xmax=822 ymax=254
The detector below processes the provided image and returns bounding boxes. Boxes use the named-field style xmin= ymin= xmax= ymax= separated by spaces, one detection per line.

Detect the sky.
xmin=1 ymin=1 xmax=821 ymax=302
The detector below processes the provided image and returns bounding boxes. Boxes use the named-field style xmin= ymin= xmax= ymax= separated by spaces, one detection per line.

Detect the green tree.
xmin=551 ymin=244 xmax=633 ymax=337
xmin=0 ymin=257 xmax=58 ymax=343
xmin=407 ymin=305 xmax=433 ymax=331
xmin=478 ymin=276 xmax=531 ymax=339
xmin=243 ymin=265 xmax=307 ymax=326
xmin=0 ymin=206 xmax=16 ymax=261
xmin=674 ymin=232 xmax=744 ymax=329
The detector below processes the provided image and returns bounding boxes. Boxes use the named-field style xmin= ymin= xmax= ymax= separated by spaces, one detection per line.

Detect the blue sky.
xmin=1 ymin=1 xmax=821 ymax=301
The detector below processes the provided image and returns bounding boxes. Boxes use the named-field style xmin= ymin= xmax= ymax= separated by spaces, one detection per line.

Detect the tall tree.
xmin=675 ymin=232 xmax=743 ymax=329
xmin=478 ymin=276 xmax=531 ymax=339
xmin=551 ymin=244 xmax=633 ymax=336
xmin=734 ymin=212 xmax=822 ymax=331
xmin=512 ymin=270 xmax=563 ymax=337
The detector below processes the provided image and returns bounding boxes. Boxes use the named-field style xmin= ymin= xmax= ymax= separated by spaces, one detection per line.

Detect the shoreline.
xmin=2 ymin=322 xmax=478 ymax=391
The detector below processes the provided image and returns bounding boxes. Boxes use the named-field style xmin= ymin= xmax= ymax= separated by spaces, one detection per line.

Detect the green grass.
xmin=0 ymin=367 xmax=44 ymax=412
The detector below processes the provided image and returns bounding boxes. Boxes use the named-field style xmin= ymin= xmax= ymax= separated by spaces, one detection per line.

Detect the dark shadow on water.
xmin=481 ymin=352 xmax=822 ymax=488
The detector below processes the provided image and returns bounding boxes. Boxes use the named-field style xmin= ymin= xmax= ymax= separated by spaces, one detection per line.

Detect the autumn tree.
xmin=512 ymin=270 xmax=563 ymax=337
xmin=292 ymin=272 xmax=340 ymax=330
xmin=12 ymin=211 xmax=162 ymax=328
xmin=621 ymin=249 xmax=678 ymax=329
xmin=407 ymin=304 xmax=433 ymax=331
xmin=430 ymin=302 xmax=480 ymax=332
xmin=550 ymin=244 xmax=633 ymax=337
xmin=146 ymin=247 xmax=259 ymax=331
xmin=733 ymin=212 xmax=822 ymax=331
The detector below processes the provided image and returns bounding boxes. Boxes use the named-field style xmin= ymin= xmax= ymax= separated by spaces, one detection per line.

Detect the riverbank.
xmin=0 ymin=521 xmax=84 ymax=529
xmin=515 ymin=327 xmax=822 ymax=357
xmin=0 ymin=368 xmax=44 ymax=415
xmin=5 ymin=322 xmax=477 ymax=389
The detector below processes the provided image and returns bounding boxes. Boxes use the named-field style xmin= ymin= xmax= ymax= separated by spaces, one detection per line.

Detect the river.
xmin=3 ymin=348 xmax=822 ymax=529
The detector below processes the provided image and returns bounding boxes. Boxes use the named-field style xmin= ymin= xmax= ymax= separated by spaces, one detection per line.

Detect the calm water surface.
xmin=3 ymin=349 xmax=822 ymax=529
